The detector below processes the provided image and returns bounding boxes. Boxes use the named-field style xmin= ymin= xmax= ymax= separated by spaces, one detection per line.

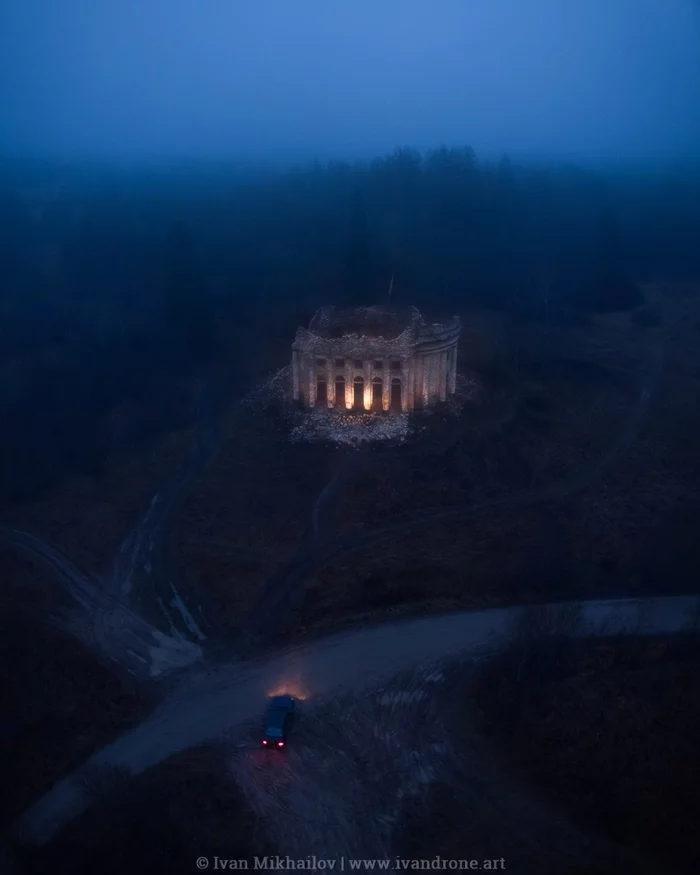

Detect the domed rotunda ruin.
xmin=291 ymin=305 xmax=460 ymax=413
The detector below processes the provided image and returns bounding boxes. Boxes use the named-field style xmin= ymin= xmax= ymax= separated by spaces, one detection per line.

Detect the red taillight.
xmin=262 ymin=740 xmax=268 ymax=745
xmin=277 ymin=741 xmax=284 ymax=747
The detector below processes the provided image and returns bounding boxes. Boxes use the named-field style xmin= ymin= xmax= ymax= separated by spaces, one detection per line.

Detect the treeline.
xmin=0 ymin=148 xmax=698 ymax=499
xmin=0 ymin=170 xmax=223 ymax=498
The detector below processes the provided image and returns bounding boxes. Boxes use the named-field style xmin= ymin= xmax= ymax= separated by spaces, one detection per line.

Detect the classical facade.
xmin=291 ymin=305 xmax=460 ymax=413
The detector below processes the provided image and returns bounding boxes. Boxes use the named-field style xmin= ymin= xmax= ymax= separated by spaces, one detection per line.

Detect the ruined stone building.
xmin=291 ymin=305 xmax=460 ymax=412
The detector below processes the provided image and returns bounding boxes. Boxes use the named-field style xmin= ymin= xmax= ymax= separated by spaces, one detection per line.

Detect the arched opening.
xmin=316 ymin=379 xmax=328 ymax=407
xmin=334 ymin=376 xmax=345 ymax=408
xmin=390 ymin=378 xmax=402 ymax=412
xmin=353 ymin=376 xmax=365 ymax=410
xmin=371 ymin=377 xmax=383 ymax=411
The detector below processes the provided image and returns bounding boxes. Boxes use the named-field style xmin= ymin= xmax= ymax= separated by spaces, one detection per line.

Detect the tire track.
xmin=0 ymin=524 xmax=202 ymax=679
xmin=111 ymin=366 xmax=242 ymax=640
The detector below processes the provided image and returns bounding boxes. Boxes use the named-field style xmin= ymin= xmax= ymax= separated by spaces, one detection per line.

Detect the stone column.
xmin=450 ymin=344 xmax=458 ymax=393
xmin=364 ymin=359 xmax=372 ymax=410
xmin=406 ymin=355 xmax=415 ymax=411
xmin=425 ymin=354 xmax=433 ymax=404
xmin=308 ymin=359 xmax=316 ymax=407
xmin=292 ymin=350 xmax=300 ymax=401
xmin=438 ymin=350 xmax=447 ymax=401
xmin=382 ymin=361 xmax=390 ymax=411
xmin=345 ymin=358 xmax=353 ymax=409
xmin=416 ymin=355 xmax=425 ymax=408
xmin=401 ymin=361 xmax=408 ymax=411
xmin=327 ymin=361 xmax=335 ymax=407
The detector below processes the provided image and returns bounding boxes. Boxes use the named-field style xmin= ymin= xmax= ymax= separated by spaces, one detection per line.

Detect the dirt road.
xmin=13 ymin=592 xmax=698 ymax=847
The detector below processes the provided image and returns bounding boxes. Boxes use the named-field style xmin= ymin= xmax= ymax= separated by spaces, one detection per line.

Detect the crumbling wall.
xmin=291 ymin=308 xmax=460 ymax=412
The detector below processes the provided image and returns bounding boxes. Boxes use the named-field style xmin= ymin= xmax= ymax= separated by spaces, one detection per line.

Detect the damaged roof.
xmin=308 ymin=305 xmax=423 ymax=340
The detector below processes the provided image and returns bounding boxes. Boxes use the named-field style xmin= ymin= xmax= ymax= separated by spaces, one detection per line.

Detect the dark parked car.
xmin=261 ymin=695 xmax=296 ymax=748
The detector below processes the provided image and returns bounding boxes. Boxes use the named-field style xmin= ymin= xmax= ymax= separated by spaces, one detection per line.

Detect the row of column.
xmin=314 ymin=377 xmax=392 ymax=410
xmin=294 ymin=345 xmax=457 ymax=410
xmin=302 ymin=360 xmax=402 ymax=411
xmin=412 ymin=343 xmax=458 ymax=408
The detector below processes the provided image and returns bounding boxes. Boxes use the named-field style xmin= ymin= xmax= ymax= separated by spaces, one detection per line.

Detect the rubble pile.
xmin=290 ymin=409 xmax=412 ymax=446
xmin=241 ymin=365 xmax=293 ymax=411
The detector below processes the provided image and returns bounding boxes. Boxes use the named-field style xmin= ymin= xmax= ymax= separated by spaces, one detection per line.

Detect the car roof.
xmin=268 ymin=695 xmax=295 ymax=709
xmin=266 ymin=711 xmax=286 ymax=729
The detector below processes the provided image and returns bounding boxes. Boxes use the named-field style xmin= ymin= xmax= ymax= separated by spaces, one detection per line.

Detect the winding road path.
xmin=13 ymin=592 xmax=699 ymax=848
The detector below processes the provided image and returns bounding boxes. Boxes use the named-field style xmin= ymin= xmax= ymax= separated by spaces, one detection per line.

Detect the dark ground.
xmin=159 ymin=287 xmax=700 ymax=647
xmin=463 ymin=631 xmax=700 ymax=875
xmin=289 ymin=291 xmax=700 ymax=637
xmin=0 ymin=602 xmax=150 ymax=831
xmin=16 ymin=745 xmax=261 ymax=875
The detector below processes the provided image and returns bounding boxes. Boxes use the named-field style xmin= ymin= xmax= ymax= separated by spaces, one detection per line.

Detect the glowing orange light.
xmin=267 ymin=683 xmax=307 ymax=702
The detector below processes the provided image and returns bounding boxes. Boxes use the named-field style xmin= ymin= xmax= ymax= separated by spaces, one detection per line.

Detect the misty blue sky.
xmin=2 ymin=0 xmax=699 ymax=165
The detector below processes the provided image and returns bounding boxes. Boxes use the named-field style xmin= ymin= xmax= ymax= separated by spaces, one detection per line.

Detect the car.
xmin=261 ymin=694 xmax=296 ymax=749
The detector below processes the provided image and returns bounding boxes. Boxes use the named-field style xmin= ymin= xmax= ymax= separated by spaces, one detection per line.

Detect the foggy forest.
xmin=1 ymin=153 xmax=699 ymax=500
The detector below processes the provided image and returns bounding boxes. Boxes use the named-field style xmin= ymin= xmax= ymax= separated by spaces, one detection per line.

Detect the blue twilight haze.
xmin=1 ymin=0 xmax=699 ymax=165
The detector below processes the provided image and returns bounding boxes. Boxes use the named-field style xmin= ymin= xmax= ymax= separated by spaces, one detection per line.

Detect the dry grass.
xmin=0 ymin=318 xmax=285 ymax=584
xmin=164 ymin=290 xmax=700 ymax=638
xmin=290 ymin=292 xmax=700 ymax=631
xmin=0 ymin=391 xmax=198 ymax=576
xmin=395 ymin=781 xmax=614 ymax=875
xmin=468 ymin=632 xmax=700 ymax=875
xmin=171 ymin=405 xmax=341 ymax=627
xmin=0 ymin=606 xmax=150 ymax=829
xmin=3 ymin=426 xmax=196 ymax=575
xmin=20 ymin=745 xmax=263 ymax=875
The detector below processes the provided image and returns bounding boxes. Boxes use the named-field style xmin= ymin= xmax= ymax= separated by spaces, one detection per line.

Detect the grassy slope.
xmin=297 ymin=293 xmax=700 ymax=630
xmin=20 ymin=746 xmax=262 ymax=875
xmin=470 ymin=632 xmax=700 ymax=874
xmin=0 ymin=604 xmax=150 ymax=829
